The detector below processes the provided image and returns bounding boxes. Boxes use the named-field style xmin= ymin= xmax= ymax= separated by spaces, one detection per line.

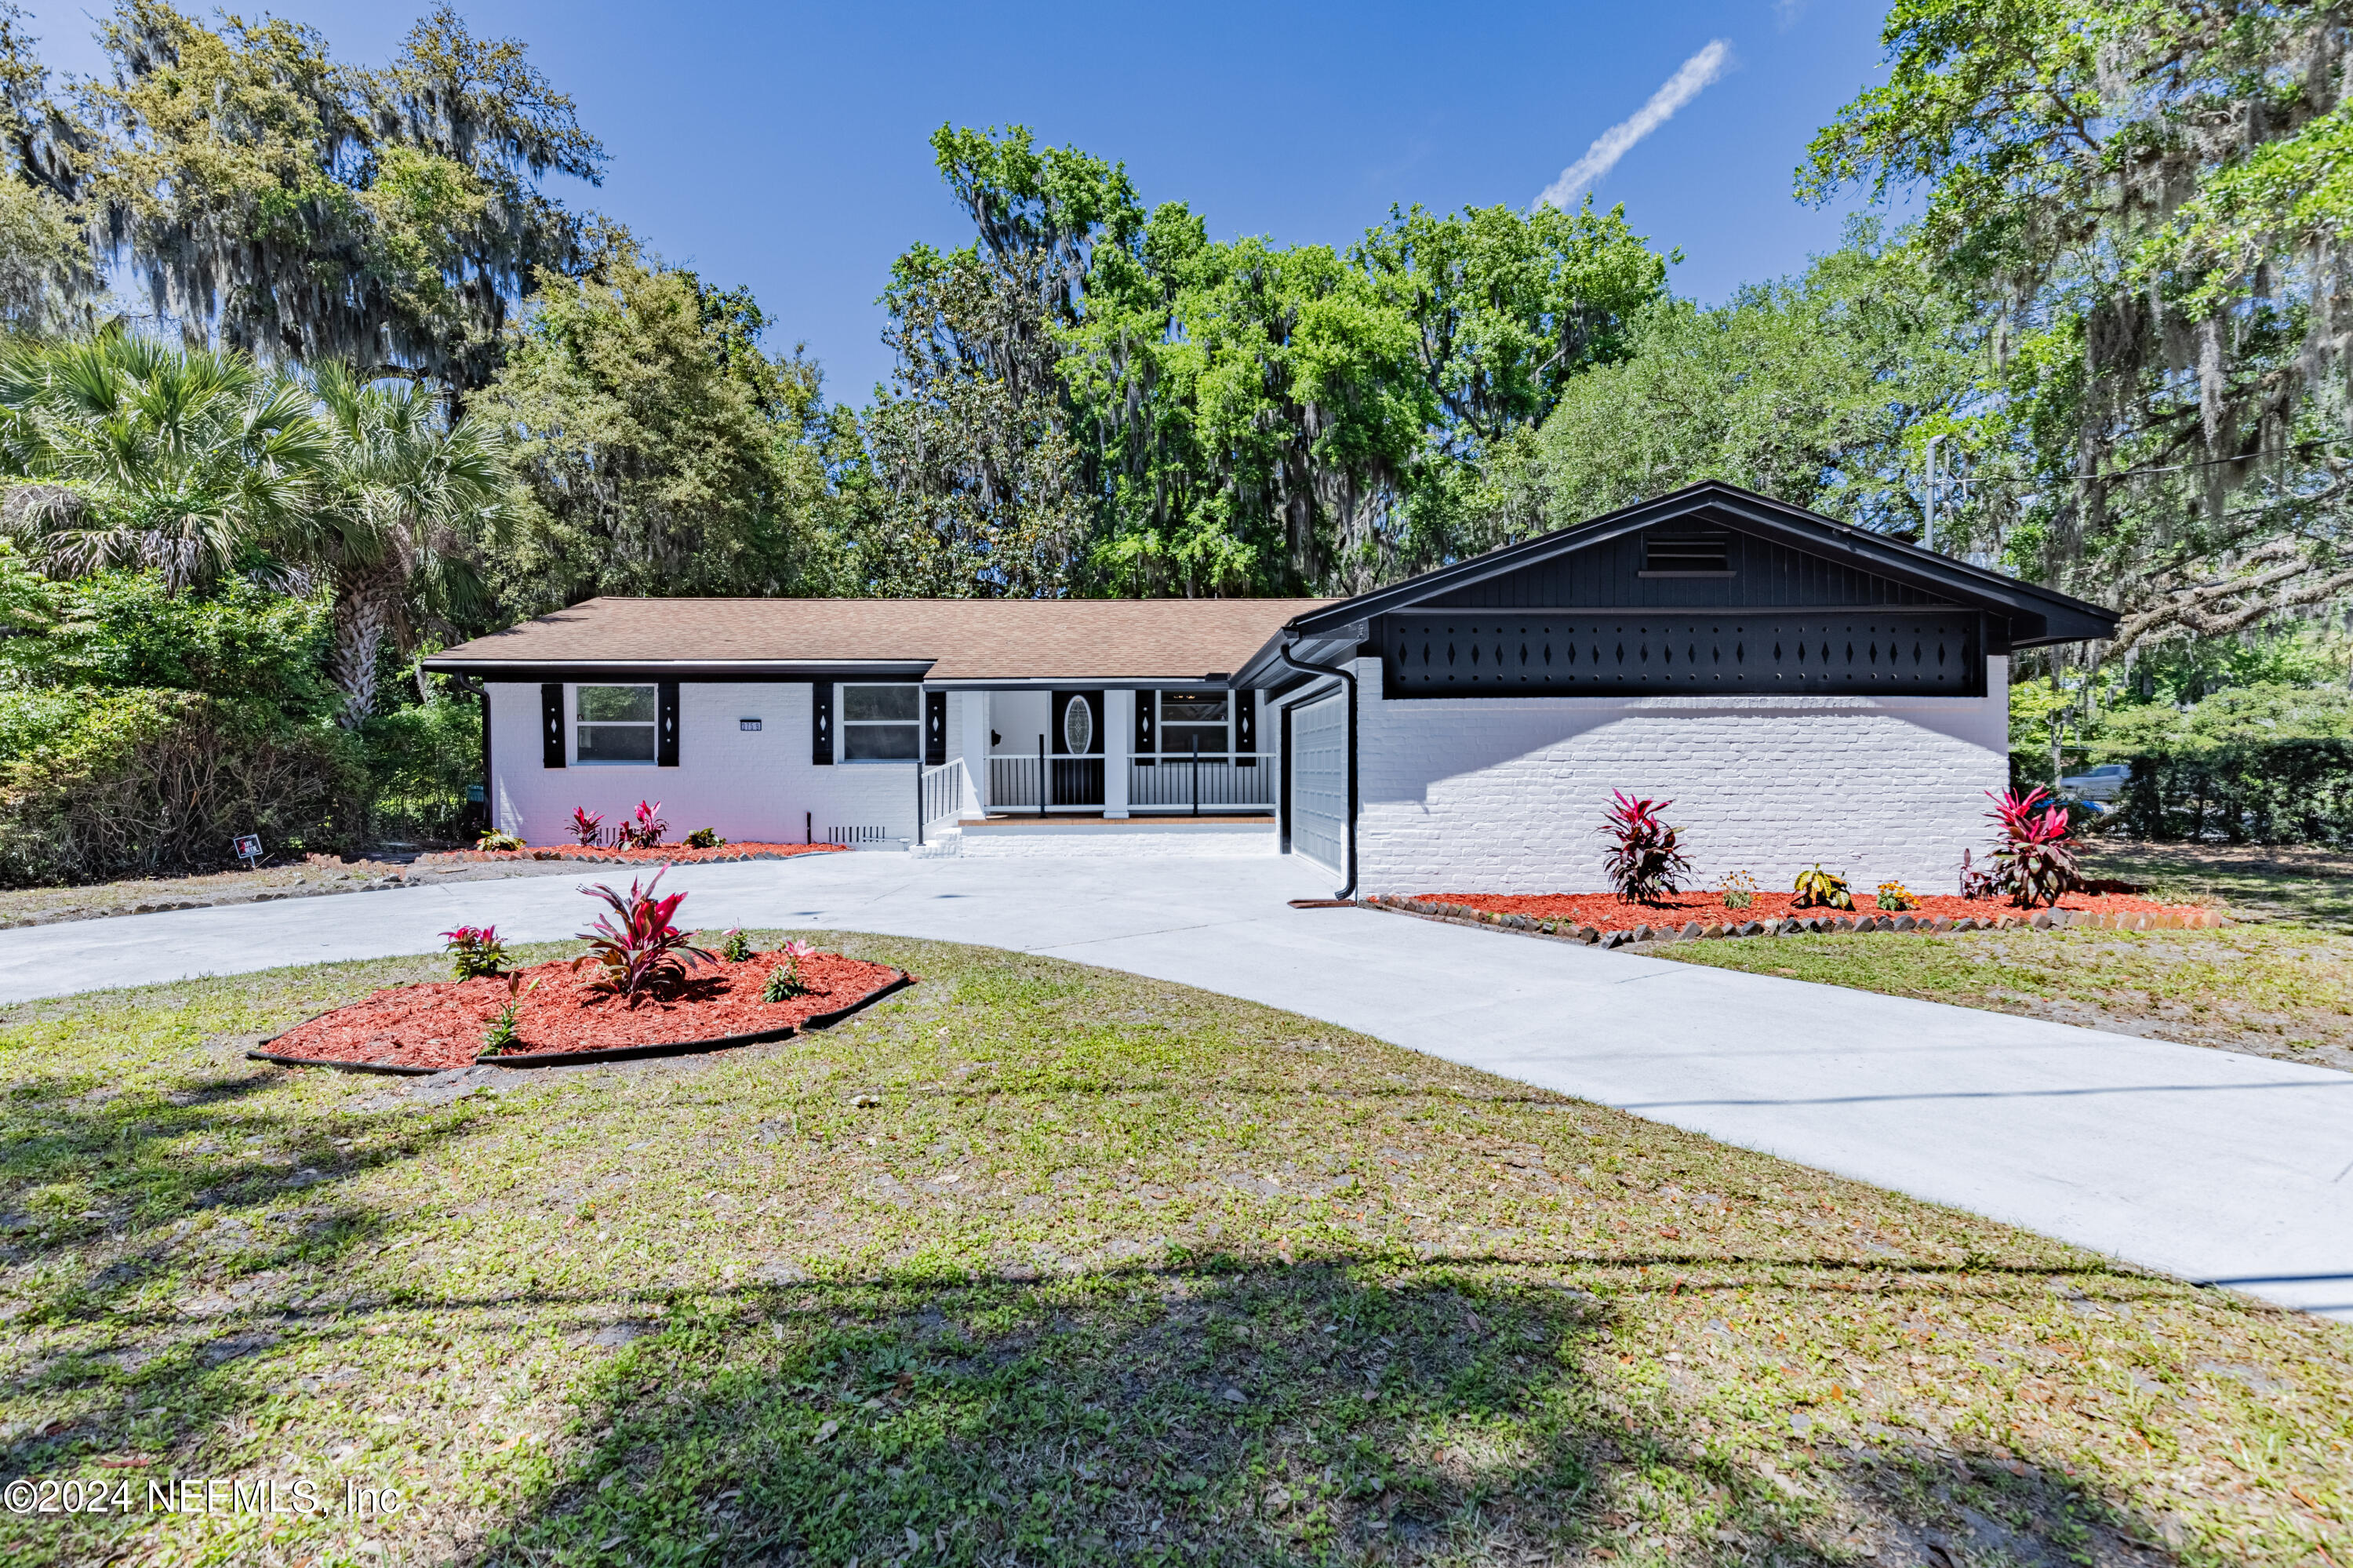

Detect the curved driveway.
xmin=1 ymin=851 xmax=2346 ymax=1319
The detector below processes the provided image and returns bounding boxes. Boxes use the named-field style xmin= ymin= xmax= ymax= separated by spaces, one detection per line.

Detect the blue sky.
xmin=20 ymin=0 xmax=1904 ymax=401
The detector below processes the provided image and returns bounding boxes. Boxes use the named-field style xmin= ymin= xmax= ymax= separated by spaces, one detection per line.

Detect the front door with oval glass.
xmin=1049 ymin=690 xmax=1104 ymax=809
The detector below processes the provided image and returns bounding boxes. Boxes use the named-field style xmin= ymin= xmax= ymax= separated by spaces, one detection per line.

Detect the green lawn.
xmin=2 ymin=937 xmax=2348 ymax=1566
xmin=2078 ymin=841 xmax=2353 ymax=933
xmin=1647 ymin=921 xmax=2353 ymax=1073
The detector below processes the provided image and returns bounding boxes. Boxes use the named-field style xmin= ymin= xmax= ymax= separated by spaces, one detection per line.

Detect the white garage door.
xmin=1287 ymin=690 xmax=1347 ymax=876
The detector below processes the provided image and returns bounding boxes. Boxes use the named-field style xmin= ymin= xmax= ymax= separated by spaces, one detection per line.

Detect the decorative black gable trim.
xmin=1382 ymin=611 xmax=1986 ymax=698
xmin=1271 ymin=482 xmax=2116 ymax=654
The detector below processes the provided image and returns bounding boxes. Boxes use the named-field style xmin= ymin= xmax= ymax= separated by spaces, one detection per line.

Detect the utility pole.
xmin=1923 ymin=434 xmax=1944 ymax=553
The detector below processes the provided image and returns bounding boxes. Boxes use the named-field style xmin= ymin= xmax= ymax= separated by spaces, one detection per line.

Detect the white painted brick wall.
xmin=1351 ymin=656 xmax=2010 ymax=896
xmin=488 ymin=682 xmax=922 ymax=848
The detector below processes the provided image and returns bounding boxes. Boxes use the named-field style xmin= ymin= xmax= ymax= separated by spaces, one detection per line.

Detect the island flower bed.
xmin=253 ymin=949 xmax=907 ymax=1073
xmin=423 ymin=842 xmax=847 ymax=868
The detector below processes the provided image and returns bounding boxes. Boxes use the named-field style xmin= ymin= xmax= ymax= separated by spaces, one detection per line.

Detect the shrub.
xmin=441 ymin=924 xmax=510 ymax=980
xmin=1597 ymin=791 xmax=1689 ymax=904
xmin=762 ymin=940 xmax=819 ymax=1002
xmin=0 ymin=687 xmax=365 ymax=886
xmin=572 ymin=868 xmax=715 ymax=1000
xmin=1792 ymin=864 xmax=1853 ymax=910
xmin=4 ymin=570 xmax=340 ymax=720
xmin=359 ymin=699 xmax=480 ymax=845
xmin=1988 ymin=787 xmax=2078 ymax=908
xmin=2091 ymin=685 xmax=2353 ymax=846
xmin=476 ymin=828 xmax=525 ymax=851
xmin=616 ymin=799 xmax=667 ymax=849
xmin=1875 ymin=880 xmax=1917 ymax=911
xmin=569 ymin=806 xmax=604 ymax=846
xmin=717 ymin=928 xmax=753 ymax=962
xmin=685 ymin=826 xmax=725 ymax=849
xmin=1718 ymin=870 xmax=1757 ymax=910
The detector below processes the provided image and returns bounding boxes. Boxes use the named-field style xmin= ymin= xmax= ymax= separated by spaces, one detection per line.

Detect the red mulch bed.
xmin=1417 ymin=888 xmax=2198 ymax=926
xmin=261 ymin=950 xmax=903 ymax=1072
xmin=425 ymin=842 xmax=847 ymax=866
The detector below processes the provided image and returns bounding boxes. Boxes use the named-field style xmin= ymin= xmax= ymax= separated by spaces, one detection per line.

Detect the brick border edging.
xmin=422 ymin=844 xmax=850 ymax=868
xmin=1357 ymin=894 xmax=2228 ymax=949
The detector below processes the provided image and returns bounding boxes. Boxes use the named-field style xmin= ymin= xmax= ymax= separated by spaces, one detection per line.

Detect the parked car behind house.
xmin=2057 ymin=762 xmax=2131 ymax=802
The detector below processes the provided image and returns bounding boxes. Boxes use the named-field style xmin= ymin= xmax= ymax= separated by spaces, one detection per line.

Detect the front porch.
xmin=930 ymin=686 xmax=1280 ymax=823
xmin=911 ymin=686 xmax=1282 ymax=855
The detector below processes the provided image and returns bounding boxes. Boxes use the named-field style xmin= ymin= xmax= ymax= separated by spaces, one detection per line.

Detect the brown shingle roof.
xmin=422 ymin=597 xmax=1338 ymax=683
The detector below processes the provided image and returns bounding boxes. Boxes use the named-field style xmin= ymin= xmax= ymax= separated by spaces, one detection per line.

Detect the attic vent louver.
xmin=1641 ymin=530 xmax=1733 ymax=575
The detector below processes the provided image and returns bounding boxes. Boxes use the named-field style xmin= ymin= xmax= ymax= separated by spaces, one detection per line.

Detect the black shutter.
xmin=1234 ymin=689 xmax=1257 ymax=766
xmin=540 ymin=683 xmax=565 ymax=768
xmin=811 ymin=681 xmax=833 ymax=765
xmin=925 ymin=689 xmax=947 ymax=766
xmin=657 ymin=681 xmax=680 ymax=766
xmin=1133 ymin=689 xmax=1155 ymax=763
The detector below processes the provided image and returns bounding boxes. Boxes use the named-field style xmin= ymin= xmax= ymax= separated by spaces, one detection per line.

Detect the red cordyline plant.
xmin=616 ymin=799 xmax=668 ymax=849
xmin=439 ymin=924 xmax=509 ymax=980
xmin=1597 ymin=790 xmax=1690 ymax=904
xmin=569 ymin=807 xmax=604 ymax=846
xmin=1986 ymin=786 xmax=2079 ymax=908
xmin=571 ymin=868 xmax=715 ymax=1001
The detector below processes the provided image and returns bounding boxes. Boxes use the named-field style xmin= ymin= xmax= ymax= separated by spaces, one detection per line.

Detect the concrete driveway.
xmin=2 ymin=850 xmax=2347 ymax=1319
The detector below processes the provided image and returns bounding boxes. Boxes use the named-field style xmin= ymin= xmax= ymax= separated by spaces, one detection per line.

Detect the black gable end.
xmin=1421 ymin=521 xmax=1962 ymax=612
xmin=1267 ymin=482 xmax=2114 ymax=649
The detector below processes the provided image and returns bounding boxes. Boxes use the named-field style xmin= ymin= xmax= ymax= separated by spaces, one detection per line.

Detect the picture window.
xmin=1157 ymin=691 xmax=1229 ymax=757
xmin=840 ymin=684 xmax=921 ymax=761
xmin=576 ymin=686 xmax=656 ymax=764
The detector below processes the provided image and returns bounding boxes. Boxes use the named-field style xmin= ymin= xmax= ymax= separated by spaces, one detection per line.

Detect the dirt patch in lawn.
xmin=261 ymin=950 xmax=904 ymax=1071
xmin=1423 ymin=886 xmax=2199 ymax=927
xmin=0 ymin=854 xmax=584 ymax=930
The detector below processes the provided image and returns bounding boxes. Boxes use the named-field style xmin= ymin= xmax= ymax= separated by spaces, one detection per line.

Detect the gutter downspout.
xmin=1275 ymin=629 xmax=1358 ymax=900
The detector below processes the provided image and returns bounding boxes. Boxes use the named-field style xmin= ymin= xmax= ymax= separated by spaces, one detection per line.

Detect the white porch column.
xmin=1103 ymin=688 xmax=1133 ymax=818
xmin=956 ymin=691 xmax=989 ymax=817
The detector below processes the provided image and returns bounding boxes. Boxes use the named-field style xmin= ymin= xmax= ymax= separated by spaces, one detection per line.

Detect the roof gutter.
xmin=1275 ymin=628 xmax=1357 ymax=900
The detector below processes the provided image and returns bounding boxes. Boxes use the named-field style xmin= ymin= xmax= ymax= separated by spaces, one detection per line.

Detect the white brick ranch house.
xmin=424 ymin=482 xmax=2116 ymax=895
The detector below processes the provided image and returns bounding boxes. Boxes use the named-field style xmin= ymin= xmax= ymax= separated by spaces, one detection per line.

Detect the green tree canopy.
xmin=876 ymin=125 xmax=1673 ymax=598
xmin=0 ymin=326 xmax=326 ymax=588
xmin=480 ymin=246 xmax=843 ymax=617
xmin=1525 ymin=229 xmax=1981 ymax=543
xmin=59 ymin=0 xmax=603 ymax=388
xmin=1802 ymin=0 xmax=2353 ymax=659
xmin=0 ymin=4 xmax=97 ymax=334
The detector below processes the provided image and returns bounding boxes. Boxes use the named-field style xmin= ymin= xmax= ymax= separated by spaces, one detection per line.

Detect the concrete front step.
xmin=956 ymin=817 xmax=1277 ymax=858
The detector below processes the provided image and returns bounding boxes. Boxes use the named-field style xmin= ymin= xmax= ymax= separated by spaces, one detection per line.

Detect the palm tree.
xmin=0 ymin=329 xmax=328 ymax=588
xmin=309 ymin=365 xmax=510 ymax=726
